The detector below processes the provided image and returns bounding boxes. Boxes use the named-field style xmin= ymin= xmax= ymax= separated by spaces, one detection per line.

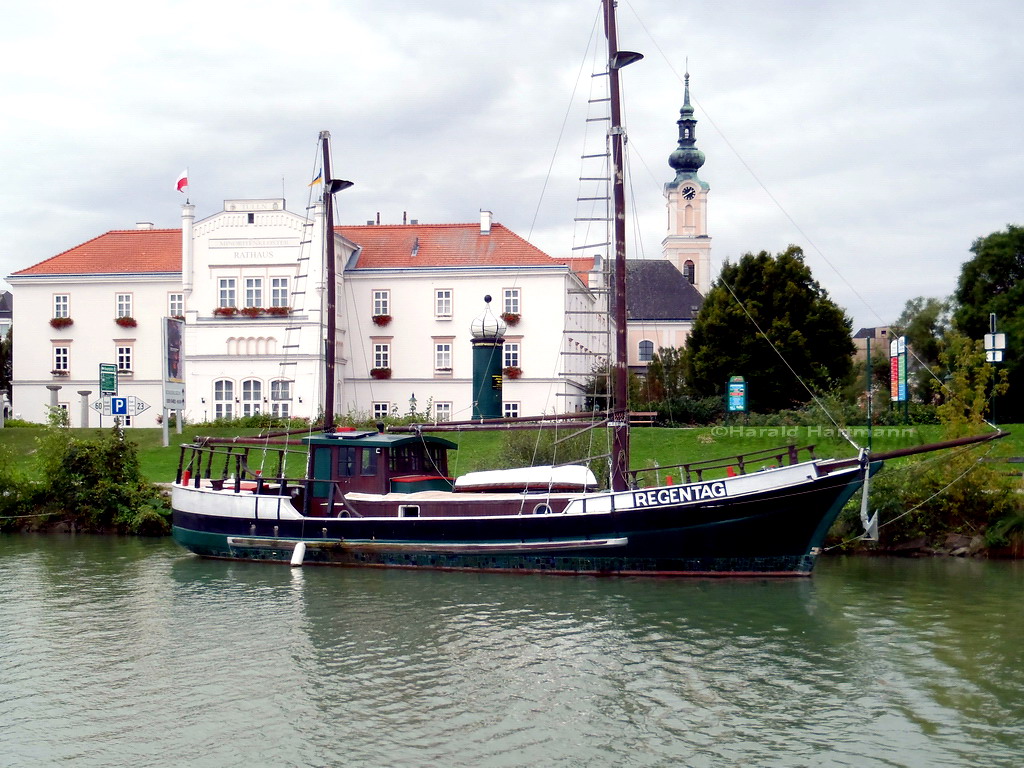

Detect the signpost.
xmin=727 ymin=376 xmax=747 ymax=414
xmin=984 ymin=313 xmax=1007 ymax=425
xmin=889 ymin=336 xmax=909 ymax=421
xmin=91 ymin=395 xmax=150 ymax=418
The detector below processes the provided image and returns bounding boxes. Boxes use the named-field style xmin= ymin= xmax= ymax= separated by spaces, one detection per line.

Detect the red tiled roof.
xmin=12 ymin=229 xmax=181 ymax=276
xmin=10 ymin=221 xmax=597 ymax=281
xmin=337 ymin=223 xmax=590 ymax=273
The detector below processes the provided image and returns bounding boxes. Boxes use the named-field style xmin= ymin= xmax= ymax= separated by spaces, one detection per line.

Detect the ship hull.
xmin=172 ymin=461 xmax=870 ymax=576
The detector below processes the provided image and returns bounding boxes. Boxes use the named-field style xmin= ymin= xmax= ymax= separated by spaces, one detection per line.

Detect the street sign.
xmin=726 ymin=376 xmax=747 ymax=413
xmin=99 ymin=363 xmax=118 ymax=396
xmin=91 ymin=395 xmax=150 ymax=417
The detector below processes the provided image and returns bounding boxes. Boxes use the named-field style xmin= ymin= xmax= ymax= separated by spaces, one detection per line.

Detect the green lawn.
xmin=1 ymin=422 xmax=1020 ymax=484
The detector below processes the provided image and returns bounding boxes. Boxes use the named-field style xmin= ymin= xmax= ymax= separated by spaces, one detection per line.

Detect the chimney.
xmin=480 ymin=210 xmax=492 ymax=235
xmin=136 ymin=221 xmax=155 ymax=230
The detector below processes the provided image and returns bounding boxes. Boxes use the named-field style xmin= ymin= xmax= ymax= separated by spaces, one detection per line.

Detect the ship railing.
xmin=629 ymin=443 xmax=818 ymax=486
xmin=175 ymin=441 xmax=308 ymax=498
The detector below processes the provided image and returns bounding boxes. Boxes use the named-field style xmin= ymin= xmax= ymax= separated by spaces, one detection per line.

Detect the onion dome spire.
xmin=667 ymin=69 xmax=706 ymax=187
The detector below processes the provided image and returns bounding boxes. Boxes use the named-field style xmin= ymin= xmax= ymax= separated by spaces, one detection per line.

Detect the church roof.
xmin=10 ymin=229 xmax=182 ymax=276
xmin=626 ymin=260 xmax=703 ymax=321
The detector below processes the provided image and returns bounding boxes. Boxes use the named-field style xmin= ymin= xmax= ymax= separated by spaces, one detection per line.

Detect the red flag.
xmin=176 ymin=169 xmax=189 ymax=193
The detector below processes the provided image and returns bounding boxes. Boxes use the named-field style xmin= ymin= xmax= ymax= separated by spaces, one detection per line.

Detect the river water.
xmin=1 ymin=535 xmax=1021 ymax=768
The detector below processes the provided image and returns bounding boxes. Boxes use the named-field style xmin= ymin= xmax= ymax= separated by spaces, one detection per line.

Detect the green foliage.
xmin=497 ymin=428 xmax=610 ymax=488
xmin=23 ymin=424 xmax=170 ymax=535
xmin=932 ymin=331 xmax=1009 ymax=436
xmin=685 ymin=245 xmax=855 ymax=412
xmin=952 ymin=224 xmax=1024 ymax=421
xmin=641 ymin=347 xmax=687 ymax=402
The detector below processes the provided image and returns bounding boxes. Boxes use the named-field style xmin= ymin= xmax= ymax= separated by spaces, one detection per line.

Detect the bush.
xmin=498 ymin=428 xmax=610 ymax=488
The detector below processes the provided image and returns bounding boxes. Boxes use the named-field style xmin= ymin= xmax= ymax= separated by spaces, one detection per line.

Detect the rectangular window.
xmin=503 ymin=402 xmax=520 ymax=419
xmin=218 ymin=278 xmax=237 ymax=308
xmin=434 ymin=342 xmax=452 ymax=373
xmin=53 ymin=294 xmax=69 ymax=319
xmin=435 ymin=402 xmax=452 ymax=422
xmin=372 ymin=402 xmax=390 ymax=420
xmin=244 ymin=278 xmax=263 ymax=308
xmin=116 ymin=293 xmax=133 ymax=318
xmin=503 ymin=342 xmax=520 ymax=369
xmin=116 ymin=345 xmax=133 ymax=372
xmin=271 ymin=278 xmax=289 ymax=308
xmin=241 ymin=379 xmax=262 ymax=416
xmin=214 ymin=379 xmax=234 ymax=420
xmin=503 ymin=288 xmax=520 ymax=315
xmin=372 ymin=290 xmax=390 ymax=317
xmin=53 ymin=346 xmax=69 ymax=372
xmin=270 ymin=380 xmax=291 ymax=400
xmin=168 ymin=293 xmax=184 ymax=317
xmin=361 ymin=447 xmax=378 ymax=476
xmin=271 ymin=402 xmax=290 ymax=418
xmin=373 ymin=343 xmax=390 ymax=370
xmin=435 ymin=289 xmax=452 ymax=318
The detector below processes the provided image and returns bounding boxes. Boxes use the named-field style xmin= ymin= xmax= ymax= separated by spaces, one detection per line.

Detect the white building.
xmin=7 ymin=201 xmax=602 ymax=426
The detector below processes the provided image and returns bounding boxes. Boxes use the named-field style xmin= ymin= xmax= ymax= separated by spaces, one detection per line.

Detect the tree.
xmin=685 ymin=245 xmax=854 ymax=412
xmin=641 ymin=347 xmax=686 ymax=402
xmin=891 ymin=296 xmax=950 ymax=401
xmin=952 ymin=225 xmax=1023 ymax=421
xmin=0 ymin=325 xmax=10 ymax=399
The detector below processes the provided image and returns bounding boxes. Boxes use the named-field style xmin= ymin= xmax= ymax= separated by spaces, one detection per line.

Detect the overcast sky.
xmin=1 ymin=0 xmax=1020 ymax=331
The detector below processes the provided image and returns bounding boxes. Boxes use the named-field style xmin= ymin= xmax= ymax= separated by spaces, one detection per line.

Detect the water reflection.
xmin=2 ymin=536 xmax=1023 ymax=767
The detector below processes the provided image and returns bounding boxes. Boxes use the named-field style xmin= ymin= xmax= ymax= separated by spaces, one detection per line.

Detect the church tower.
xmin=662 ymin=71 xmax=711 ymax=295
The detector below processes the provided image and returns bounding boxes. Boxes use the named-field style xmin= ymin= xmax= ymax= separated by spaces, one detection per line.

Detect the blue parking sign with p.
xmin=111 ymin=397 xmax=128 ymax=416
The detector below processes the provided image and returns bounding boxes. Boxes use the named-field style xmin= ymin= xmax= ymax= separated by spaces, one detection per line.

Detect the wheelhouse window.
xmin=270 ymin=277 xmax=289 ymax=308
xmin=53 ymin=294 xmax=69 ymax=319
xmin=503 ymin=288 xmax=520 ymax=315
xmin=434 ymin=289 xmax=452 ymax=318
xmin=372 ymin=290 xmax=390 ymax=316
xmin=503 ymin=342 xmax=520 ymax=368
xmin=116 ymin=293 xmax=133 ymax=318
xmin=218 ymin=278 xmax=237 ymax=308
xmin=168 ymin=293 xmax=184 ymax=317
xmin=214 ymin=379 xmax=234 ymax=419
xmin=116 ymin=345 xmax=133 ymax=372
xmin=361 ymin=447 xmax=378 ymax=476
xmin=241 ymin=379 xmax=262 ymax=416
xmin=639 ymin=340 xmax=654 ymax=363
xmin=244 ymin=278 xmax=263 ymax=308
xmin=337 ymin=446 xmax=356 ymax=477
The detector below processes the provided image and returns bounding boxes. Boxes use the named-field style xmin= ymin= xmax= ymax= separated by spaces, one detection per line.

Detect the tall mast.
xmin=602 ymin=0 xmax=642 ymax=491
xmin=318 ymin=130 xmax=352 ymax=433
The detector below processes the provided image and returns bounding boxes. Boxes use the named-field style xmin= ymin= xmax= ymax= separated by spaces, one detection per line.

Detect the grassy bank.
xmin=2 ymin=422 xmax=1020 ymax=483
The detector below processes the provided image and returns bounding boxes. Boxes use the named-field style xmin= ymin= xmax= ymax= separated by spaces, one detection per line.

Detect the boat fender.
xmin=290 ymin=541 xmax=306 ymax=567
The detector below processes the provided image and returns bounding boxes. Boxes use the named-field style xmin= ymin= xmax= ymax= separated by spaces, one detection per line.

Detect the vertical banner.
xmin=897 ymin=335 xmax=908 ymax=402
xmin=726 ymin=376 xmax=747 ymax=412
xmin=889 ymin=339 xmax=899 ymax=402
xmin=163 ymin=317 xmax=185 ymax=410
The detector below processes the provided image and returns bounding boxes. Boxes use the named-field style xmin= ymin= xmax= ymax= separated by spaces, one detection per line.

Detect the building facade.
xmin=7 ymin=203 xmax=601 ymax=426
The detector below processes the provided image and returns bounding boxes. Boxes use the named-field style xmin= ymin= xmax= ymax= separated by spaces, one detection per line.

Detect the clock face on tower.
xmin=681 ymin=185 xmax=696 ymax=200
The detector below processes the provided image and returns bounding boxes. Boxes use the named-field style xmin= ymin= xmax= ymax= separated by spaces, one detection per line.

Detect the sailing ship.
xmin=170 ymin=0 xmax=1003 ymax=576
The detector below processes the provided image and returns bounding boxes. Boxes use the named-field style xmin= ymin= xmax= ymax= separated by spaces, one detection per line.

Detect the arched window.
xmin=639 ymin=340 xmax=654 ymax=363
xmin=683 ymin=260 xmax=695 ymax=285
xmin=241 ymin=379 xmax=262 ymax=416
xmin=214 ymin=380 xmax=234 ymax=420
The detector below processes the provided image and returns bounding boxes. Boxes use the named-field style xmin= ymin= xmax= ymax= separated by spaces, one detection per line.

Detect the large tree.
xmin=685 ymin=245 xmax=854 ymax=412
xmin=952 ymin=225 xmax=1023 ymax=421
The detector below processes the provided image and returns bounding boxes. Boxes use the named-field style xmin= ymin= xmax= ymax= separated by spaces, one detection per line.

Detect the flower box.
xmin=503 ymin=366 xmax=522 ymax=379
xmin=213 ymin=307 xmax=238 ymax=317
xmin=50 ymin=317 xmax=74 ymax=329
xmin=172 ymin=315 xmax=185 ymax=321
xmin=500 ymin=312 xmax=520 ymax=326
xmin=372 ymin=314 xmax=392 ymax=327
xmin=50 ymin=369 xmax=69 ymax=376
xmin=370 ymin=367 xmax=392 ymax=380
xmin=265 ymin=306 xmax=291 ymax=316
xmin=115 ymin=316 xmax=137 ymax=328
xmin=240 ymin=306 xmax=265 ymax=318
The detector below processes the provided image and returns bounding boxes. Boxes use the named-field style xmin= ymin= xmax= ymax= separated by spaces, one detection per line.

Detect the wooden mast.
xmin=603 ymin=0 xmax=642 ymax=491
xmin=318 ymin=130 xmax=352 ymax=433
